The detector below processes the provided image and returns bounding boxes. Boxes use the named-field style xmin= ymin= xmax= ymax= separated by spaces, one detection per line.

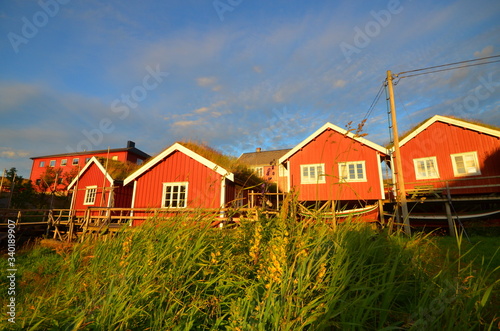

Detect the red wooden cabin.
xmin=396 ymin=115 xmax=500 ymax=197
xmin=278 ymin=122 xmax=388 ymax=210
xmin=67 ymin=157 xmax=136 ymax=216
xmin=123 ymin=143 xmax=238 ymax=226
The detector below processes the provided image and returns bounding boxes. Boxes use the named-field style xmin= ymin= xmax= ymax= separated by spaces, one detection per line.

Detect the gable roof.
xmin=238 ymin=148 xmax=292 ymax=166
xmin=397 ymin=115 xmax=500 ymax=148
xmin=123 ymin=142 xmax=234 ymax=186
xmin=67 ymin=157 xmax=120 ymax=189
xmin=279 ymin=122 xmax=388 ymax=164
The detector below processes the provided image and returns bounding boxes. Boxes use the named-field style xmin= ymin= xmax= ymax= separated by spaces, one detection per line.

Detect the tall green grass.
xmin=1 ymin=213 xmax=498 ymax=330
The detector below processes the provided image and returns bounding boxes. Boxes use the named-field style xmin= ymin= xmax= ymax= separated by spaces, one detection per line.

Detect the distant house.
xmin=67 ymin=157 xmax=138 ymax=216
xmin=279 ymin=122 xmax=389 ymax=206
xmin=396 ymin=115 xmax=500 ymax=196
xmin=238 ymin=147 xmax=291 ymax=192
xmin=124 ymin=142 xmax=248 ymax=226
xmin=30 ymin=141 xmax=150 ymax=193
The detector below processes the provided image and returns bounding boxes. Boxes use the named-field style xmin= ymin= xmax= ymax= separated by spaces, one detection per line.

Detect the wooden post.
xmin=445 ymin=184 xmax=457 ymax=238
xmin=387 ymin=70 xmax=411 ymax=235
xmin=331 ymin=200 xmax=337 ymax=231
xmin=378 ymin=200 xmax=385 ymax=226
xmin=0 ymin=169 xmax=6 ymax=198
xmin=445 ymin=202 xmax=457 ymax=238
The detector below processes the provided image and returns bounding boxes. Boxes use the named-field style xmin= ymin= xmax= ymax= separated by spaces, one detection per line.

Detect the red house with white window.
xmin=29 ymin=141 xmax=150 ymax=193
xmin=396 ymin=115 xmax=500 ymax=196
xmin=123 ymin=142 xmax=239 ymax=226
xmin=278 ymin=122 xmax=388 ymax=206
xmin=67 ymin=157 xmax=137 ymax=216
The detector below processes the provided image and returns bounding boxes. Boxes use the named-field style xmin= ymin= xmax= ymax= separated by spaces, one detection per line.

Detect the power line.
xmin=362 ymin=81 xmax=386 ymax=123
xmin=397 ymin=59 xmax=500 ymax=80
xmin=397 ymin=54 xmax=500 ymax=76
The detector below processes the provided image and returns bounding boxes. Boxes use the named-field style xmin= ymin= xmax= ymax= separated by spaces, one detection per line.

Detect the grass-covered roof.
xmin=95 ymin=157 xmax=141 ymax=181
xmin=178 ymin=141 xmax=266 ymax=187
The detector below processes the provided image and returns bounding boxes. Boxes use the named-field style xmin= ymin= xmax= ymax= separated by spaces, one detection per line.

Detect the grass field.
xmin=1 ymin=213 xmax=499 ymax=330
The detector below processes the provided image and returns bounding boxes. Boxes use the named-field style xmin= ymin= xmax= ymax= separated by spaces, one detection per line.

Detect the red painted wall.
xmin=71 ymin=162 xmax=133 ymax=216
xmin=400 ymin=121 xmax=500 ymax=195
xmin=287 ymin=128 xmax=384 ymax=201
xmin=132 ymin=151 xmax=224 ymax=210
xmin=71 ymin=162 xmax=112 ymax=214
xmin=30 ymin=151 xmax=147 ymax=192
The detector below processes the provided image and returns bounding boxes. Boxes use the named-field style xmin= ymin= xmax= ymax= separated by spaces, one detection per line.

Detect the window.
xmin=84 ymin=186 xmax=97 ymax=205
xmin=39 ymin=161 xmax=45 ymax=167
xmin=300 ymin=164 xmax=325 ymax=184
xmin=451 ymin=152 xmax=480 ymax=176
xmin=72 ymin=158 xmax=79 ymax=165
xmin=49 ymin=160 xmax=56 ymax=167
xmin=278 ymin=164 xmax=288 ymax=177
xmin=137 ymin=159 xmax=143 ymax=165
xmin=253 ymin=167 xmax=264 ymax=178
xmin=61 ymin=159 xmax=67 ymax=166
xmin=338 ymin=161 xmax=367 ymax=182
xmin=85 ymin=157 xmax=91 ymax=164
xmin=162 ymin=182 xmax=188 ymax=208
xmin=112 ymin=155 xmax=119 ymax=161
xmin=35 ymin=179 xmax=41 ymax=185
xmin=413 ymin=157 xmax=439 ymax=179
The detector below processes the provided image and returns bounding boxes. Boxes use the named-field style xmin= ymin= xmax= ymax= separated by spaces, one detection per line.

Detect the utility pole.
xmin=387 ymin=70 xmax=411 ymax=235
xmin=0 ymin=169 xmax=5 ymax=197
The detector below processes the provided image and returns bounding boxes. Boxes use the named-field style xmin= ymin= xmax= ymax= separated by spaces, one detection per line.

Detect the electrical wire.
xmin=398 ymin=59 xmax=500 ymax=79
xmin=397 ymin=54 xmax=500 ymax=76
xmin=362 ymin=81 xmax=386 ymax=123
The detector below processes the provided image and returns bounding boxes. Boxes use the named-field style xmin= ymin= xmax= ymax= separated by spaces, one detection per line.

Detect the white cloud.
xmin=334 ymin=79 xmax=347 ymax=89
xmin=0 ymin=148 xmax=30 ymax=159
xmin=474 ymin=45 xmax=494 ymax=58
xmin=196 ymin=76 xmax=217 ymax=87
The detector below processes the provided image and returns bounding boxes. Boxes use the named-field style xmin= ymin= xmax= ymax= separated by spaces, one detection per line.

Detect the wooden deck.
xmin=0 ymin=207 xmax=259 ymax=242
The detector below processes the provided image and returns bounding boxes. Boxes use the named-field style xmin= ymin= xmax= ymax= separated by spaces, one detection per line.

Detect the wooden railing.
xmin=384 ymin=175 xmax=500 ymax=200
xmin=0 ymin=207 xmax=261 ymax=241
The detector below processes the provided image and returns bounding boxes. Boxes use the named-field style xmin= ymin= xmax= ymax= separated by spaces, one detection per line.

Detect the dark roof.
xmin=31 ymin=144 xmax=150 ymax=160
xmin=238 ymin=148 xmax=292 ymax=166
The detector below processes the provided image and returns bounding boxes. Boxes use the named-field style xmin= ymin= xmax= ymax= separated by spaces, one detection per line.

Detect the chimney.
xmin=256 ymin=147 xmax=261 ymax=153
xmin=127 ymin=141 xmax=135 ymax=148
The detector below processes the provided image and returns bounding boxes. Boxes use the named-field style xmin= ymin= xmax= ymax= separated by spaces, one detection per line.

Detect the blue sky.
xmin=1 ymin=0 xmax=499 ymax=177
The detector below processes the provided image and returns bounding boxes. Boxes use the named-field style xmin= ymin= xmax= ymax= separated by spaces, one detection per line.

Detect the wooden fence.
xmin=0 ymin=207 xmax=260 ymax=242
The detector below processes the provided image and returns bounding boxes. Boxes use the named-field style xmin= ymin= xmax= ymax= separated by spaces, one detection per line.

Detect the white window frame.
xmin=413 ymin=157 xmax=440 ymax=180
xmin=253 ymin=166 xmax=264 ymax=178
xmin=39 ymin=161 xmax=45 ymax=167
xmin=162 ymin=182 xmax=188 ymax=208
xmin=61 ymin=159 xmax=67 ymax=166
xmin=300 ymin=164 xmax=326 ymax=184
xmin=84 ymin=186 xmax=97 ymax=205
xmin=112 ymin=155 xmax=119 ymax=160
xmin=451 ymin=151 xmax=481 ymax=177
xmin=49 ymin=160 xmax=56 ymax=167
xmin=72 ymin=158 xmax=79 ymax=165
xmin=338 ymin=161 xmax=367 ymax=182
xmin=278 ymin=164 xmax=288 ymax=177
